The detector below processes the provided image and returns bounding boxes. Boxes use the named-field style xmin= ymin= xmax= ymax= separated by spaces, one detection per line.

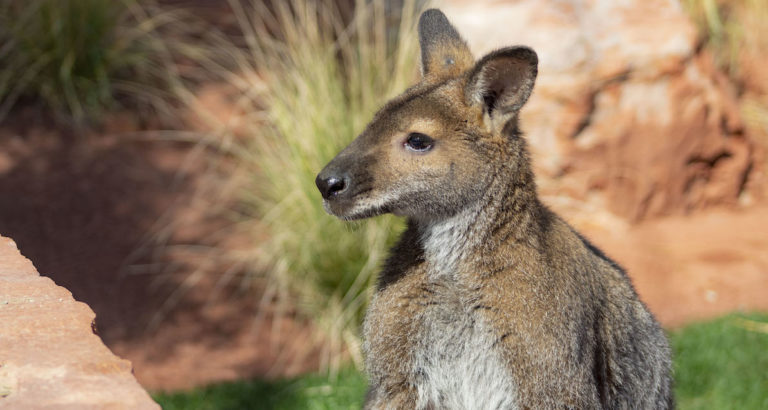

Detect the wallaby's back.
xmin=316 ymin=8 xmax=673 ymax=409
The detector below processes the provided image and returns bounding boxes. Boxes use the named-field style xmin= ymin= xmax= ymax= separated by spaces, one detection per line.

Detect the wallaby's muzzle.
xmin=316 ymin=150 xmax=381 ymax=220
xmin=315 ymin=170 xmax=349 ymax=200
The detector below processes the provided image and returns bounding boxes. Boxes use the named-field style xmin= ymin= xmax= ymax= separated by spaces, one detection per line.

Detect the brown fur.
xmin=316 ymin=9 xmax=673 ymax=409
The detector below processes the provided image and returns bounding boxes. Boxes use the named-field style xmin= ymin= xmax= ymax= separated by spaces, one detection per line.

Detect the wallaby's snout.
xmin=316 ymin=152 xmax=373 ymax=219
xmin=315 ymin=167 xmax=349 ymax=200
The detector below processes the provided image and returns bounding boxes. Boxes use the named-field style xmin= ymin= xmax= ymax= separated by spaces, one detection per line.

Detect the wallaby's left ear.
xmin=465 ymin=47 xmax=538 ymax=133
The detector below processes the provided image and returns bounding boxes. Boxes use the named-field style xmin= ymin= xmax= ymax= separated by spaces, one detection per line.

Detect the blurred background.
xmin=0 ymin=0 xmax=766 ymax=408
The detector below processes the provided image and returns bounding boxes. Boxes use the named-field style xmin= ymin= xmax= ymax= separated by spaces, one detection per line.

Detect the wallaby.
xmin=316 ymin=9 xmax=673 ymax=409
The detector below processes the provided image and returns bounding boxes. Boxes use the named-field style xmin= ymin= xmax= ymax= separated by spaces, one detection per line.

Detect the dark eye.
xmin=404 ymin=132 xmax=434 ymax=152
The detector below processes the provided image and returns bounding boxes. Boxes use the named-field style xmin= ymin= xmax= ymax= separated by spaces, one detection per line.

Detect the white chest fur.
xmin=415 ymin=208 xmax=517 ymax=409
xmin=380 ymin=206 xmax=516 ymax=409
xmin=421 ymin=205 xmax=482 ymax=278
xmin=411 ymin=292 xmax=518 ymax=410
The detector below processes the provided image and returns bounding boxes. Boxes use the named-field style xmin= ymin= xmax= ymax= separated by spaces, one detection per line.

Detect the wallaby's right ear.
xmin=465 ymin=47 xmax=538 ymax=134
xmin=418 ymin=9 xmax=473 ymax=81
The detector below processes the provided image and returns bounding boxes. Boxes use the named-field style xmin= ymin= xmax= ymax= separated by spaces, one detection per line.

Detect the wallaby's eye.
xmin=404 ymin=132 xmax=434 ymax=152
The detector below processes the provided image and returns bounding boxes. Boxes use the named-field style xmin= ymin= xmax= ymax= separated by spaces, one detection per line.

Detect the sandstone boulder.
xmin=0 ymin=236 xmax=158 ymax=409
xmin=440 ymin=0 xmax=755 ymax=220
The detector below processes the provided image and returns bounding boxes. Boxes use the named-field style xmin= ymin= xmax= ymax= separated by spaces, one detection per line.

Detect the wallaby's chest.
xmin=366 ymin=277 xmax=518 ymax=410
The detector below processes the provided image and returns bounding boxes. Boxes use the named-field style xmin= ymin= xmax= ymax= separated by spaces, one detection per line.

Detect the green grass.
xmin=672 ymin=312 xmax=768 ymax=409
xmin=153 ymin=313 xmax=768 ymax=409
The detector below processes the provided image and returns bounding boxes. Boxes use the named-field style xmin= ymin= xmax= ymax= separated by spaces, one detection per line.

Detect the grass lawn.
xmin=671 ymin=312 xmax=768 ymax=409
xmin=154 ymin=312 xmax=768 ymax=409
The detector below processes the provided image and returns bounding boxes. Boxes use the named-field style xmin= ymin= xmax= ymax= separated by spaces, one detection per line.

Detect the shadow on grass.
xmin=154 ymin=367 xmax=367 ymax=410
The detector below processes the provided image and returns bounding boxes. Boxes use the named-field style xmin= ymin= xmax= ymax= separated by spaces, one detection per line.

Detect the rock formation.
xmin=0 ymin=236 xmax=158 ymax=409
xmin=441 ymin=0 xmax=756 ymax=220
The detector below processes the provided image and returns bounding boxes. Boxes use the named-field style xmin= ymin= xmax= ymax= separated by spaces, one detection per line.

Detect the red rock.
xmin=0 ymin=236 xmax=158 ymax=409
xmin=441 ymin=0 xmax=757 ymax=220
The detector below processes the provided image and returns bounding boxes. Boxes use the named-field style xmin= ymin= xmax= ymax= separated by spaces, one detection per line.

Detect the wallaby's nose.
xmin=316 ymin=173 xmax=349 ymax=200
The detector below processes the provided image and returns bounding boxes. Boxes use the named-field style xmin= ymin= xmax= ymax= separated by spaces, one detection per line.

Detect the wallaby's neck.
xmin=416 ymin=156 xmax=542 ymax=278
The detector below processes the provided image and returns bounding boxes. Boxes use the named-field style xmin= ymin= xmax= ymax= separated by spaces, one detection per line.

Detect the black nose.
xmin=316 ymin=173 xmax=349 ymax=200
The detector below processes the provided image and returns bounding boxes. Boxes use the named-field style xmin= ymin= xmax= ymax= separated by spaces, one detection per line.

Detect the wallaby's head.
xmin=316 ymin=9 xmax=537 ymax=221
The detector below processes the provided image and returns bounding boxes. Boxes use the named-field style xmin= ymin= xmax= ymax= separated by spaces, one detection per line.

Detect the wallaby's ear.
xmin=418 ymin=9 xmax=473 ymax=80
xmin=465 ymin=47 xmax=538 ymax=133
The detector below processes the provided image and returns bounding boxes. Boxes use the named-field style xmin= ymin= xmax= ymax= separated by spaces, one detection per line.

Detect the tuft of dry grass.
xmin=683 ymin=0 xmax=768 ymax=196
xmin=180 ymin=0 xmax=425 ymax=372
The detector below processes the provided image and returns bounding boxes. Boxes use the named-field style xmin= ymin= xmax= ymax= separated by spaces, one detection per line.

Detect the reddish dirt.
xmin=572 ymin=206 xmax=768 ymax=326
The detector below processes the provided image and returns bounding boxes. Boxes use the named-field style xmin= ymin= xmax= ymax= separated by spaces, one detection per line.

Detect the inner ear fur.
xmin=465 ymin=47 xmax=538 ymax=130
xmin=418 ymin=9 xmax=474 ymax=80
